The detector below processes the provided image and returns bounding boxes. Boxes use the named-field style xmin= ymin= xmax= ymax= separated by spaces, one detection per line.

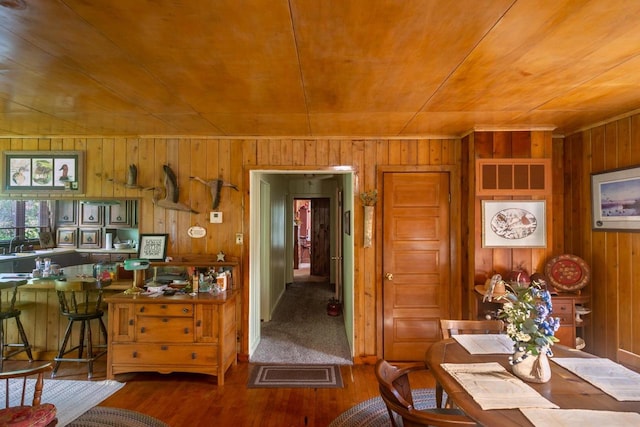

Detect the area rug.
xmin=68 ymin=407 xmax=169 ymax=427
xmin=328 ymin=388 xmax=437 ymax=427
xmin=1 ymin=378 xmax=125 ymax=427
xmin=248 ymin=364 xmax=343 ymax=388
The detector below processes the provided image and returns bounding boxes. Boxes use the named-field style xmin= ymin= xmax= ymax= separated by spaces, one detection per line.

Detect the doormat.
xmin=247 ymin=364 xmax=343 ymax=388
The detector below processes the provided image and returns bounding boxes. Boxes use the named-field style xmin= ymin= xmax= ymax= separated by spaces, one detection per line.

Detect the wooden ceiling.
xmin=1 ymin=0 xmax=640 ymax=138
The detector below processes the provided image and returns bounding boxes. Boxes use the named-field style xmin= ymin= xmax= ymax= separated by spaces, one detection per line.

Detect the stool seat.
xmin=0 ymin=280 xmax=33 ymax=371
xmin=52 ymin=278 xmax=109 ymax=379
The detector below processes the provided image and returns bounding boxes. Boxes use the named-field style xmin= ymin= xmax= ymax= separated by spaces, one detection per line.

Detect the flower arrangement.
xmin=497 ymin=282 xmax=561 ymax=364
xmin=359 ymin=189 xmax=378 ymax=206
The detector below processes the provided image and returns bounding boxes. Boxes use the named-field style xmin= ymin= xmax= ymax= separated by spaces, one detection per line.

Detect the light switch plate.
xmin=235 ymin=233 xmax=243 ymax=244
xmin=210 ymin=211 xmax=223 ymax=223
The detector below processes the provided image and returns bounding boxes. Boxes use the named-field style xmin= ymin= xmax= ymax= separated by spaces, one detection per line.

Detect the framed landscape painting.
xmin=591 ymin=165 xmax=640 ymax=231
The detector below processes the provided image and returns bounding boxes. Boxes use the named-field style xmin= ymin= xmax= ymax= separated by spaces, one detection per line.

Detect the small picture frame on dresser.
xmin=138 ymin=234 xmax=168 ymax=261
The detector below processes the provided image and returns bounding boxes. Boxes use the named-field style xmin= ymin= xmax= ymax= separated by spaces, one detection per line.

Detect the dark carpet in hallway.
xmin=250 ymin=280 xmax=352 ymax=365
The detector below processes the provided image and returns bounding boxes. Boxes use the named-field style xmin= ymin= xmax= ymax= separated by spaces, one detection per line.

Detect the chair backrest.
xmin=0 ymin=280 xmax=28 ymax=313
xmin=55 ymin=279 xmax=106 ymax=316
xmin=374 ymin=359 xmax=478 ymax=427
xmin=439 ymin=319 xmax=504 ymax=339
xmin=1 ymin=363 xmax=52 ymax=408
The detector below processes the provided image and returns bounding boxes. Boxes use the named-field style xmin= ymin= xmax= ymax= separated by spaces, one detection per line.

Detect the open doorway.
xmin=248 ymin=170 xmax=354 ymax=365
xmin=293 ymin=198 xmax=331 ymax=283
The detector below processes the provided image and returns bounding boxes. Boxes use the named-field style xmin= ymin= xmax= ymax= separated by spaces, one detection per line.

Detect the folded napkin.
xmin=521 ymin=408 xmax=640 ymax=427
xmin=452 ymin=334 xmax=514 ymax=354
xmin=441 ymin=362 xmax=559 ymax=410
xmin=552 ymin=358 xmax=640 ymax=401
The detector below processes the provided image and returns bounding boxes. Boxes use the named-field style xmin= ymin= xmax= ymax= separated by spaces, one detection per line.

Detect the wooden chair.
xmin=374 ymin=359 xmax=478 ymax=427
xmin=439 ymin=319 xmax=504 ymax=339
xmin=436 ymin=319 xmax=505 ymax=408
xmin=0 ymin=363 xmax=57 ymax=426
xmin=52 ymin=279 xmax=109 ymax=379
xmin=0 ymin=280 xmax=34 ymax=371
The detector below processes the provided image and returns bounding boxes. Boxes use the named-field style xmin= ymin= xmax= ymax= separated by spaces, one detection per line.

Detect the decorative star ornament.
xmin=216 ymin=251 xmax=226 ymax=262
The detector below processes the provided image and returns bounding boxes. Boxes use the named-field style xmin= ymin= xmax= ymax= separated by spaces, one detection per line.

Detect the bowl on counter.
xmin=169 ymin=279 xmax=188 ymax=290
xmin=113 ymin=243 xmax=131 ymax=250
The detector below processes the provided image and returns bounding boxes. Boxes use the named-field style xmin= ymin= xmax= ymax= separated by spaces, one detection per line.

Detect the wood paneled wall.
xmin=564 ymin=115 xmax=640 ymax=361
xmin=461 ymin=131 xmax=562 ymax=319
xmin=0 ymin=136 xmax=460 ymax=361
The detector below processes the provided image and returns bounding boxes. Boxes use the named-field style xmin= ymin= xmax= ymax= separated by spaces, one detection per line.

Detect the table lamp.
xmin=123 ymin=258 xmax=150 ymax=294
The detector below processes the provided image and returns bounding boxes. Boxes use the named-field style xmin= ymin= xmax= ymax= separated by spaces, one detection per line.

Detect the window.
xmin=0 ymin=200 xmax=51 ymax=243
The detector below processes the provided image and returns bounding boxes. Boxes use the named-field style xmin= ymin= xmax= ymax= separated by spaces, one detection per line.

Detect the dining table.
xmin=425 ymin=337 xmax=640 ymax=426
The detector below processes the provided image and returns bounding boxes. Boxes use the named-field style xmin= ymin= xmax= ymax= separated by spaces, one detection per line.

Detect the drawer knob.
xmin=192 ymin=353 xmax=197 ymax=360
xmin=128 ymin=319 xmax=134 ymax=326
xmin=196 ymin=320 xmax=202 ymax=327
xmin=139 ymin=307 xmax=145 ymax=313
xmin=140 ymin=327 xmax=146 ymax=333
xmin=132 ymin=351 xmax=137 ymax=358
xmin=161 ymin=345 xmax=168 ymax=351
xmin=162 ymin=318 xmax=169 ymax=323
xmin=184 ymin=328 xmax=189 ymax=334
xmin=161 ymin=305 xmax=167 ymax=309
xmin=182 ymin=308 xmax=190 ymax=314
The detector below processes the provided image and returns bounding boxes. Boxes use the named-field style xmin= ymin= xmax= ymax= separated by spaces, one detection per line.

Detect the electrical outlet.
xmin=235 ymin=233 xmax=243 ymax=244
xmin=210 ymin=211 xmax=223 ymax=223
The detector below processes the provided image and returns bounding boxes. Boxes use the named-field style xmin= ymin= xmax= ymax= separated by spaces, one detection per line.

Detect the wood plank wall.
xmin=563 ymin=114 xmax=640 ymax=360
xmin=0 ymin=136 xmax=459 ymax=361
xmin=461 ymin=131 xmax=562 ymax=320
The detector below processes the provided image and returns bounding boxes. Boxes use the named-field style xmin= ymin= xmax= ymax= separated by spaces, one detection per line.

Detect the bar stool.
xmin=52 ymin=278 xmax=109 ymax=379
xmin=0 ymin=279 xmax=33 ymax=371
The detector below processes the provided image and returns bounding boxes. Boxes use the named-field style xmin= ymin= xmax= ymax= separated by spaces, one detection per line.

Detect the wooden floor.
xmin=4 ymin=358 xmax=436 ymax=426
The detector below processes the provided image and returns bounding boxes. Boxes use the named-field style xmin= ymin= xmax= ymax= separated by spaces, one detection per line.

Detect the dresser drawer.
xmin=137 ymin=316 xmax=193 ymax=342
xmin=136 ymin=303 xmax=193 ymax=317
xmin=112 ymin=344 xmax=218 ymax=366
xmin=554 ymin=301 xmax=574 ymax=324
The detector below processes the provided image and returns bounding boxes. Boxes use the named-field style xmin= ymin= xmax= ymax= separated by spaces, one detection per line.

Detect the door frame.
xmin=245 ymin=167 xmax=355 ymax=359
xmin=375 ymin=165 xmax=462 ymax=358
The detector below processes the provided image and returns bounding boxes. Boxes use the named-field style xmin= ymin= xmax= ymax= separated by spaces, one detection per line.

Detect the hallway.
xmin=250 ymin=264 xmax=352 ymax=365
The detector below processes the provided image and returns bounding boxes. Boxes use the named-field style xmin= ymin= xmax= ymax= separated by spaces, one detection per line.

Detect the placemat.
xmin=452 ymin=334 xmax=514 ymax=354
xmin=441 ymin=362 xmax=558 ymax=410
xmin=521 ymin=408 xmax=640 ymax=427
xmin=552 ymin=357 xmax=640 ymax=401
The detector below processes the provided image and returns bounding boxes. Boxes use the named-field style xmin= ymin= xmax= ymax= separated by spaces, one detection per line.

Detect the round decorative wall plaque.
xmin=187 ymin=225 xmax=207 ymax=238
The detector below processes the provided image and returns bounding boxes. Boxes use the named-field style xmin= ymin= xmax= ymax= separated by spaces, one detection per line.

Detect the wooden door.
xmin=310 ymin=198 xmax=330 ymax=277
xmin=382 ymin=172 xmax=451 ymax=361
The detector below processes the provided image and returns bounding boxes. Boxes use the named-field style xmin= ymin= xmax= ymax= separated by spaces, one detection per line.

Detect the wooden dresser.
xmin=105 ymin=290 xmax=237 ymax=385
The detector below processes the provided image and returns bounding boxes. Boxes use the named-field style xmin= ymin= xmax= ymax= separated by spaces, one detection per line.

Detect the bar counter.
xmin=0 ymin=265 xmax=133 ymax=360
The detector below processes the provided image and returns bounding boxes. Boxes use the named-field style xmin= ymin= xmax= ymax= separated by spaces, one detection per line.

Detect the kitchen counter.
xmin=0 ymin=265 xmax=135 ymax=360
xmin=0 ymin=247 xmax=137 ymax=262
xmin=0 ymin=248 xmax=138 ymax=274
xmin=0 ymin=248 xmax=77 ymax=262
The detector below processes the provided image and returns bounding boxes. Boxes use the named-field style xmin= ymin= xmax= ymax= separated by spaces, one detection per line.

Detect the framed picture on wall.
xmin=2 ymin=151 xmax=84 ymax=194
xmin=138 ymin=234 xmax=169 ymax=261
xmin=482 ymin=200 xmax=546 ymax=248
xmin=591 ymin=164 xmax=640 ymax=231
